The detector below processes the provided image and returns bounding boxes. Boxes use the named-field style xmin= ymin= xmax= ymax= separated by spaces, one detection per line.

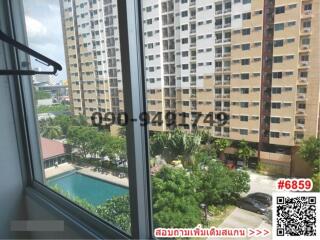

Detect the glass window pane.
xmin=23 ymin=0 xmax=131 ymax=234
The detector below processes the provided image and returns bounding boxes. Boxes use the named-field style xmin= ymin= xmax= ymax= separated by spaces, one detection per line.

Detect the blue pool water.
xmin=47 ymin=172 xmax=128 ymax=206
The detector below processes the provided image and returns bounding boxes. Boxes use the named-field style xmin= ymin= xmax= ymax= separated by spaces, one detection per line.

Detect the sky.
xmin=23 ymin=0 xmax=67 ymax=84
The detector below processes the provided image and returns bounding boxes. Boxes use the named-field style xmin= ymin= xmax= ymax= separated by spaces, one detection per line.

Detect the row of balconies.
xmin=215 ymin=37 xmax=231 ymax=44
xmin=215 ymin=8 xmax=232 ymax=15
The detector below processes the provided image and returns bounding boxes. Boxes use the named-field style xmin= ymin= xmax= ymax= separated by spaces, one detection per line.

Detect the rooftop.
xmin=41 ymin=137 xmax=65 ymax=160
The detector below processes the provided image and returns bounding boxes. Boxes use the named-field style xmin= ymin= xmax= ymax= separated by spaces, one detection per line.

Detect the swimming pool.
xmin=47 ymin=172 xmax=128 ymax=206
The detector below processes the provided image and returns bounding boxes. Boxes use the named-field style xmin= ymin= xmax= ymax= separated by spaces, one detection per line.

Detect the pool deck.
xmin=77 ymin=167 xmax=129 ymax=187
xmin=45 ymin=163 xmax=76 ymax=178
xmin=45 ymin=163 xmax=129 ymax=187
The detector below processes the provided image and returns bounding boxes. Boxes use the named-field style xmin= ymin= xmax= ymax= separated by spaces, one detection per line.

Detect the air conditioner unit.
xmin=303 ymin=28 xmax=311 ymax=33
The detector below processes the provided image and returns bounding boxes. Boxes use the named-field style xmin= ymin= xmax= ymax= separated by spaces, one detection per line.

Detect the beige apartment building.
xmin=60 ymin=0 xmax=319 ymax=177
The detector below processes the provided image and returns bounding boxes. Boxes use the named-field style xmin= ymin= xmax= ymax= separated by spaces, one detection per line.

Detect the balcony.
xmin=224 ymin=80 xmax=231 ymax=85
xmin=299 ymin=77 xmax=308 ymax=83
xmin=215 ymin=67 xmax=223 ymax=72
xmin=190 ymin=56 xmax=196 ymax=61
xmin=223 ymin=107 xmax=230 ymax=112
xmin=215 ymin=10 xmax=223 ymax=15
xmin=224 ymin=38 xmax=231 ymax=43
xmin=296 ymin=109 xmax=306 ymax=115
xmin=302 ymin=10 xmax=312 ymax=17
xmin=190 ymin=0 xmax=196 ymax=6
xmin=223 ymin=94 xmax=230 ymax=98
xmin=215 ymin=24 xmax=223 ymax=29
xmin=215 ymin=132 xmax=222 ymax=136
xmin=215 ymin=107 xmax=222 ymax=111
xmin=224 ymin=23 xmax=231 ymax=28
xmin=297 ymin=93 xmax=307 ymax=100
xmin=302 ymin=27 xmax=311 ymax=34
xmin=216 ymin=38 xmax=223 ymax=43
xmin=296 ymin=123 xmax=305 ymax=129
xmin=223 ymin=133 xmax=230 ymax=137
xmin=223 ymin=52 xmax=231 ymax=57
xmin=215 ymin=53 xmax=223 ymax=58
xmin=300 ymin=44 xmax=310 ymax=51
xmin=215 ymin=81 xmax=222 ymax=86
xmin=300 ymin=61 xmax=309 ymax=67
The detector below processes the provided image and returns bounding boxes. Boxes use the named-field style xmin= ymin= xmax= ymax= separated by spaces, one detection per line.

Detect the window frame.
xmin=5 ymin=0 xmax=153 ymax=238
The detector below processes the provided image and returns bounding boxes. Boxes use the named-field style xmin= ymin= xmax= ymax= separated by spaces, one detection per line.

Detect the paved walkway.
xmin=44 ymin=162 xmax=129 ymax=187
xmin=78 ymin=167 xmax=129 ymax=187
xmin=45 ymin=163 xmax=76 ymax=178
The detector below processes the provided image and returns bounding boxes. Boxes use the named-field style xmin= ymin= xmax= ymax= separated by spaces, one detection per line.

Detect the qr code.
xmin=276 ymin=196 xmax=316 ymax=236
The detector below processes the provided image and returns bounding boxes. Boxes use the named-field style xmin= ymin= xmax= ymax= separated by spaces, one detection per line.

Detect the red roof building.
xmin=40 ymin=137 xmax=65 ymax=160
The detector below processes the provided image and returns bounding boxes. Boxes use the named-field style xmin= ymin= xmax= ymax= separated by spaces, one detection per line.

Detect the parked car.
xmin=236 ymin=197 xmax=268 ymax=214
xmin=247 ymin=192 xmax=272 ymax=207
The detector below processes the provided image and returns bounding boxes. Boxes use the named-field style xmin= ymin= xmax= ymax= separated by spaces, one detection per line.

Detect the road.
xmin=209 ymin=171 xmax=275 ymax=239
xmin=247 ymin=170 xmax=278 ymax=195
xmin=210 ymin=208 xmax=271 ymax=240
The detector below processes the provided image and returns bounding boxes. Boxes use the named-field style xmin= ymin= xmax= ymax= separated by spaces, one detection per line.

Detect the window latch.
xmin=0 ymin=30 xmax=62 ymax=76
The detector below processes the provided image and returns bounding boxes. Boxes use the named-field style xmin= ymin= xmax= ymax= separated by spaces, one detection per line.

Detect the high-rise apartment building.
xmin=60 ymin=0 xmax=123 ymax=117
xmin=60 ymin=0 xmax=319 ymax=176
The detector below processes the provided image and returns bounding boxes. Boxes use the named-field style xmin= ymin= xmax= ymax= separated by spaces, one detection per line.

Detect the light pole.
xmin=200 ymin=203 xmax=208 ymax=225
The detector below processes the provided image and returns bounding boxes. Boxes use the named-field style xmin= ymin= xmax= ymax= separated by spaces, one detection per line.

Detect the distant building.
xmin=32 ymin=67 xmax=55 ymax=86
xmin=41 ymin=137 xmax=67 ymax=169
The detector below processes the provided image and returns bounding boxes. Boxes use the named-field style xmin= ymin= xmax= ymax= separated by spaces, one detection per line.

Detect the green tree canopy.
xmin=152 ymin=167 xmax=202 ymax=228
xmin=299 ymin=136 xmax=320 ymax=173
xmin=214 ymin=138 xmax=232 ymax=161
xmin=195 ymin=160 xmax=250 ymax=205
xmin=67 ymin=126 xmax=101 ymax=159
xmin=96 ymin=195 xmax=131 ymax=234
xmin=40 ymin=125 xmax=63 ymax=139
xmin=236 ymin=140 xmax=256 ymax=168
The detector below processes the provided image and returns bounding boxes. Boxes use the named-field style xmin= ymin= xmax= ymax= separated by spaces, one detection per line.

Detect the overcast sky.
xmin=24 ymin=0 xmax=66 ymax=83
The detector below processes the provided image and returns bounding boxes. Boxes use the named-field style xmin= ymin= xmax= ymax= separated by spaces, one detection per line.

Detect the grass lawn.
xmin=208 ymin=204 xmax=236 ymax=227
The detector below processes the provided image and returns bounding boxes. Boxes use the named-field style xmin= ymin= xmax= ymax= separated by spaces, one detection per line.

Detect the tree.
xmin=236 ymin=140 xmax=256 ymax=168
xmin=311 ymin=172 xmax=320 ymax=192
xmin=35 ymin=90 xmax=51 ymax=100
xmin=96 ymin=195 xmax=131 ymax=234
xmin=67 ymin=126 xmax=101 ymax=159
xmin=51 ymin=185 xmax=131 ymax=233
xmin=150 ymin=132 xmax=169 ymax=157
xmin=152 ymin=167 xmax=202 ymax=228
xmin=72 ymin=114 xmax=88 ymax=127
xmin=214 ymin=138 xmax=232 ymax=161
xmin=195 ymin=160 xmax=250 ymax=205
xmin=52 ymin=115 xmax=73 ymax=136
xmin=102 ymin=135 xmax=127 ymax=161
xmin=299 ymin=136 xmax=320 ymax=173
xmin=40 ymin=125 xmax=63 ymax=139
